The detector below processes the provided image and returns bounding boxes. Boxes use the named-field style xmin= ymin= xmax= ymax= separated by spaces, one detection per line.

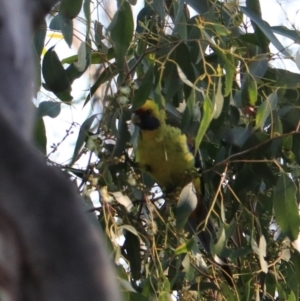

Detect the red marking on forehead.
xmin=135 ymin=107 xmax=147 ymax=114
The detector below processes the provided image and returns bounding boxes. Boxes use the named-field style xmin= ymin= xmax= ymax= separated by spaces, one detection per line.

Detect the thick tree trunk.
xmin=0 ymin=1 xmax=122 ymax=300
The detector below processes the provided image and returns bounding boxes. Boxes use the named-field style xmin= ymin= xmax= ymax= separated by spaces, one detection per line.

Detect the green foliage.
xmin=42 ymin=46 xmax=72 ymax=102
xmin=36 ymin=0 xmax=300 ymax=300
xmin=109 ymin=0 xmax=134 ymax=74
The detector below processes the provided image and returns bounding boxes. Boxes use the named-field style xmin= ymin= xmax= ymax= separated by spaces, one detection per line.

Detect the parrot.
xmin=131 ymin=99 xmax=233 ymax=286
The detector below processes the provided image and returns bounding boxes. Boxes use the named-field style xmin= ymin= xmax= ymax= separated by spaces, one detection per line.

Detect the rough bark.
xmin=0 ymin=1 xmax=122 ymax=300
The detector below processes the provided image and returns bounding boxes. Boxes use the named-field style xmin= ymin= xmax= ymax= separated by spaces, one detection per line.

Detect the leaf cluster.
xmin=33 ymin=0 xmax=300 ymax=300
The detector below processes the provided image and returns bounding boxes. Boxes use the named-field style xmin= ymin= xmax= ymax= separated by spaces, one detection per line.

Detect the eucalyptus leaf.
xmin=42 ymin=46 xmax=72 ymax=102
xmin=132 ymin=66 xmax=154 ymax=110
xmin=34 ymin=118 xmax=47 ymax=154
xmin=273 ymin=172 xmax=300 ymax=241
xmin=255 ymin=90 xmax=278 ymax=130
xmin=123 ymin=231 xmax=141 ymax=281
xmin=195 ymin=95 xmax=213 ymax=152
xmin=271 ymin=26 xmax=300 ymax=44
xmin=36 ymin=101 xmax=61 ymax=119
xmin=240 ymin=6 xmax=289 ymax=56
xmin=71 ymin=114 xmax=98 ymax=165
xmin=110 ymin=1 xmax=133 ymax=71
xmin=60 ymin=0 xmax=83 ymax=19
xmin=176 ymin=183 xmax=198 ymax=231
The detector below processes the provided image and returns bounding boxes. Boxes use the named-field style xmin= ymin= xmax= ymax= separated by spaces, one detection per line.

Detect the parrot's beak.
xmin=131 ymin=113 xmax=141 ymax=126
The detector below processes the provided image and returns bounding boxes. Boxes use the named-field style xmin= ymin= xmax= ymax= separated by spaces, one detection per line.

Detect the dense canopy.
xmin=36 ymin=0 xmax=300 ymax=300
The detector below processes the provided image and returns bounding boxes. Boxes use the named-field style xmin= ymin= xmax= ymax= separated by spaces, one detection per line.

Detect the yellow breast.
xmin=136 ymin=124 xmax=194 ymax=191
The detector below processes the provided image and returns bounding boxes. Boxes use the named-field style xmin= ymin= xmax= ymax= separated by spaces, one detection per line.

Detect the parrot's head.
xmin=131 ymin=100 xmax=166 ymax=131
